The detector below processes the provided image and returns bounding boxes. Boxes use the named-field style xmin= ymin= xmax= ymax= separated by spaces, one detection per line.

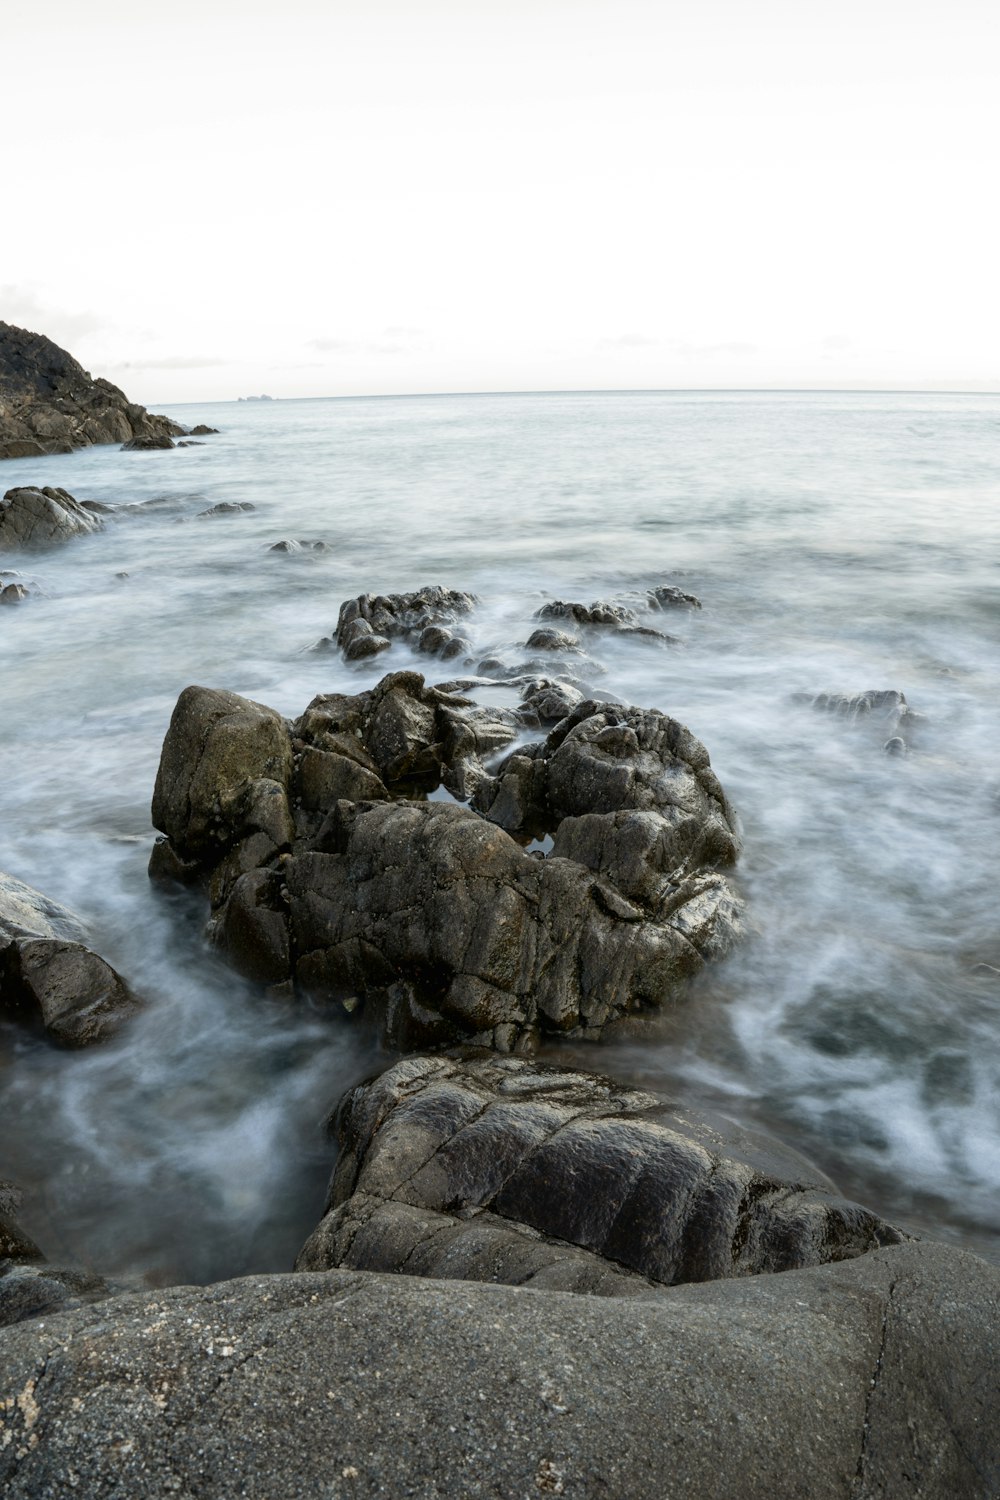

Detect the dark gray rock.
xmin=0 ymin=872 xmax=142 ymax=1046
xmin=0 ymin=321 xmax=184 ymax=460
xmin=188 ymin=424 xmax=219 ymax=435
xmin=0 ymin=582 xmax=28 ymax=605
xmin=298 ymin=1053 xmax=905 ymax=1289
xmin=796 ymin=688 xmax=925 ymax=754
xmin=268 ymin=538 xmax=331 ymax=553
xmin=0 ymin=1242 xmax=995 ymax=1498
xmin=335 ymin=585 xmax=477 ymax=663
xmin=0 ymin=487 xmax=103 ymax=550
xmin=536 ymin=599 xmax=637 ymax=627
xmin=121 ymin=434 xmax=175 ymax=451
xmin=150 ymin=672 xmax=742 ymax=1050
xmin=194 ymin=501 xmax=255 ymax=517
xmin=647 ymin=583 xmax=702 ymax=609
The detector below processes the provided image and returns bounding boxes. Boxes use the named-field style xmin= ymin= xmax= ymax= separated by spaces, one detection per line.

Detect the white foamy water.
xmin=1 ymin=390 xmax=998 ymax=1279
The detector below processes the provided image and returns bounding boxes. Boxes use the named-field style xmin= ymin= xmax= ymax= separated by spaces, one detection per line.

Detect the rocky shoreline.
xmin=1 ymin=368 xmax=997 ymax=1495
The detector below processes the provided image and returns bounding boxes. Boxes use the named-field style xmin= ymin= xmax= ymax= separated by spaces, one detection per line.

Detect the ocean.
xmin=1 ymin=388 xmax=997 ymax=1282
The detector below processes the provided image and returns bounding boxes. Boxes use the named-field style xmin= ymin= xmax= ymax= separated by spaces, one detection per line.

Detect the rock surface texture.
xmin=149 ymin=671 xmax=742 ymax=1050
xmin=0 ymin=1243 xmax=996 ymax=1499
xmin=0 ymin=487 xmax=103 ymax=550
xmin=0 ymin=321 xmax=182 ymax=459
xmin=297 ymin=1053 xmax=905 ymax=1290
xmin=0 ymin=1182 xmax=112 ymax=1330
xmin=0 ymin=871 xmax=141 ymax=1046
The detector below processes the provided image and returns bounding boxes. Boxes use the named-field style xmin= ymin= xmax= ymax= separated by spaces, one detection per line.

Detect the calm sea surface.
xmin=1 ymin=390 xmax=998 ymax=1281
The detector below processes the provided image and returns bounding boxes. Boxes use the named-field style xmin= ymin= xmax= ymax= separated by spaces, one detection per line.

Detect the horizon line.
xmin=159 ymin=384 xmax=1000 ymax=406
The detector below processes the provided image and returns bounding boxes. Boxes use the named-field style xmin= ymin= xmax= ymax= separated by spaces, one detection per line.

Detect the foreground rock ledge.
xmin=0 ymin=1244 xmax=996 ymax=1499
xmin=149 ymin=672 xmax=743 ymax=1051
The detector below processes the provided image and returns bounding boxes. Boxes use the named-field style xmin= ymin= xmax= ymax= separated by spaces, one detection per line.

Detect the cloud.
xmin=598 ymin=333 xmax=659 ymax=350
xmin=597 ymin=335 xmax=758 ymax=358
xmin=105 ymin=355 xmax=232 ymax=371
xmin=306 ymin=327 xmax=426 ymax=356
xmin=0 ymin=286 xmax=110 ymax=346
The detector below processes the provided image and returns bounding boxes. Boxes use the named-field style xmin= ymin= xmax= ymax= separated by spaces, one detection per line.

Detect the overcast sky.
xmin=5 ymin=0 xmax=999 ymax=402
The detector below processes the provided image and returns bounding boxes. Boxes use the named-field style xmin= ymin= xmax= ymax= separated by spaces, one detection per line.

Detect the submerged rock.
xmin=0 ymin=1182 xmax=112 ymax=1329
xmin=796 ymin=688 xmax=925 ymax=754
xmin=121 ymin=434 xmax=175 ymax=452
xmin=269 ymin=538 xmax=331 ymax=553
xmin=0 ymin=487 xmax=103 ymax=550
xmin=195 ymin=501 xmax=255 ymax=517
xmin=297 ymin=1052 xmax=906 ymax=1289
xmin=0 ymin=871 xmax=142 ymax=1046
xmin=0 ymin=321 xmax=184 ymax=460
xmin=149 ymin=671 xmax=742 ymax=1050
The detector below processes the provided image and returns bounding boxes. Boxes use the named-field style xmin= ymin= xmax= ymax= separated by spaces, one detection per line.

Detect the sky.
xmin=4 ymin=0 xmax=999 ymax=402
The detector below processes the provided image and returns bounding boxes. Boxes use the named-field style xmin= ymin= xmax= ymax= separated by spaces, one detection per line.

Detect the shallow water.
xmin=1 ymin=389 xmax=998 ymax=1280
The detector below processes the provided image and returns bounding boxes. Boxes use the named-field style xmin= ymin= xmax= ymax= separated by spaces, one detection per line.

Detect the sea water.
xmin=1 ymin=389 xmax=997 ymax=1282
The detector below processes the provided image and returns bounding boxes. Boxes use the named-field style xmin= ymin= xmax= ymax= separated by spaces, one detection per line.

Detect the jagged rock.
xmin=150 ymin=672 xmax=742 ymax=1050
xmin=0 ymin=872 xmax=142 ymax=1047
xmin=0 ymin=583 xmax=28 ymax=605
xmin=189 ymin=424 xmax=219 ymax=435
xmin=518 ymin=677 xmax=586 ymax=724
xmin=0 ymin=321 xmax=184 ymax=460
xmin=0 ymin=487 xmax=103 ymax=550
xmin=121 ymin=434 xmax=175 ymax=451
xmin=536 ymin=599 xmax=637 ymax=627
xmin=335 ymin=586 xmax=477 ymax=663
xmin=297 ymin=1053 xmax=906 ymax=1289
xmin=647 ymin=584 xmax=702 ymax=609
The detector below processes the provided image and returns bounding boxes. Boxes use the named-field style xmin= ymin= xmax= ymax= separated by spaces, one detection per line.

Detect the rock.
xmin=0 ymin=871 xmax=142 ymax=1047
xmin=796 ymin=688 xmax=925 ymax=753
xmin=298 ymin=1053 xmax=906 ymax=1289
xmin=0 ymin=1183 xmax=43 ymax=1265
xmin=0 ymin=487 xmax=103 ymax=550
xmin=0 ymin=321 xmax=185 ymax=460
xmin=525 ymin=626 xmax=582 ymax=653
xmin=334 ymin=586 xmax=477 ymax=662
xmin=0 ymin=583 xmax=28 ymax=605
xmin=150 ymin=673 xmax=742 ymax=1050
xmin=0 ymin=1242 xmax=996 ymax=1498
xmin=536 ymin=599 xmax=637 ymax=627
xmin=189 ymin=424 xmax=219 ymax=435
xmin=0 ymin=1182 xmax=115 ymax=1328
xmin=518 ymin=677 xmax=586 ymax=724
xmin=268 ymin=538 xmax=330 ymax=553
xmin=195 ymin=502 xmax=255 ymax=517
xmin=647 ymin=583 xmax=702 ymax=609
xmin=121 ymin=434 xmax=175 ymax=451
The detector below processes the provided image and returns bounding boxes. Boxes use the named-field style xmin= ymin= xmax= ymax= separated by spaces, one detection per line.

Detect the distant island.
xmin=237 ymin=394 xmax=276 ymax=402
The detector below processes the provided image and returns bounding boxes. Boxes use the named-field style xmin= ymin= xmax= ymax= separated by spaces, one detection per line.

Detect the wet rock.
xmin=297 ymin=1053 xmax=906 ymax=1288
xmin=0 ymin=871 xmax=142 ymax=1046
xmin=195 ymin=501 xmax=255 ymax=517
xmin=0 ymin=582 xmax=28 ymax=605
xmin=335 ymin=585 xmax=477 ymax=662
xmin=536 ymin=599 xmax=637 ymax=627
xmin=0 ymin=321 xmax=184 ymax=459
xmin=647 ymin=584 xmax=702 ymax=609
xmin=150 ymin=672 xmax=742 ymax=1050
xmin=0 ymin=1182 xmax=114 ymax=1328
xmin=189 ymin=424 xmax=219 ymax=435
xmin=0 ymin=487 xmax=103 ymax=550
xmin=518 ymin=677 xmax=586 ymax=724
xmin=797 ymin=688 xmax=925 ymax=752
xmin=269 ymin=538 xmax=331 ymax=553
xmin=121 ymin=434 xmax=176 ymax=451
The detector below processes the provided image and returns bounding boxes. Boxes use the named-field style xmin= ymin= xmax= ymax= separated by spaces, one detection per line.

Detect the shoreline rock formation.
xmin=148 ymin=668 xmax=743 ymax=1051
xmin=0 ymin=321 xmax=183 ymax=460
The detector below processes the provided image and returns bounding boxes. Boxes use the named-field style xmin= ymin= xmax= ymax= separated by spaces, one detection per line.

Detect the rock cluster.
xmin=796 ymin=687 xmax=925 ymax=756
xmin=0 ymin=321 xmax=183 ymax=460
xmin=0 ymin=871 xmax=141 ymax=1046
xmin=333 ymin=585 xmax=477 ymax=662
xmin=297 ymin=1052 xmax=905 ymax=1291
xmin=148 ymin=669 xmax=742 ymax=1050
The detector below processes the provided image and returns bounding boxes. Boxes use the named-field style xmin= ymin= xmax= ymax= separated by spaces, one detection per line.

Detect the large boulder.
xmin=0 ymin=871 xmax=141 ymax=1046
xmin=297 ymin=1053 xmax=905 ymax=1290
xmin=0 ymin=487 xmax=103 ymax=550
xmin=0 ymin=1242 xmax=996 ymax=1498
xmin=0 ymin=321 xmax=184 ymax=459
xmin=149 ymin=672 xmax=742 ymax=1050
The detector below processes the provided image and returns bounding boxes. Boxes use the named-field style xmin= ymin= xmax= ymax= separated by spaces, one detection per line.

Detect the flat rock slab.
xmin=0 ymin=1242 xmax=995 ymax=1498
